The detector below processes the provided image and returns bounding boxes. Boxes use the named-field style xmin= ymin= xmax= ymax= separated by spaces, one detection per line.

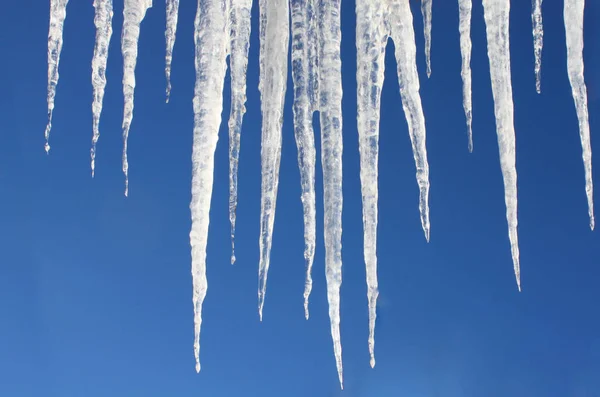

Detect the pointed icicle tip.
xmin=370 ymin=357 xmax=375 ymax=368
xmin=195 ymin=362 xmax=200 ymax=373
xmin=304 ymin=303 xmax=309 ymax=320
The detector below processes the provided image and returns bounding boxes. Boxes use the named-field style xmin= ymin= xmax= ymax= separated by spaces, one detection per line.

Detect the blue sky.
xmin=1 ymin=0 xmax=599 ymax=396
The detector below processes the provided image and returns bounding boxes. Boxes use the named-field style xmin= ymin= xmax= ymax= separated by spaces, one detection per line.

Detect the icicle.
xmin=458 ymin=0 xmax=473 ymax=152
xmin=318 ymin=0 xmax=344 ymax=388
xmin=421 ymin=0 xmax=432 ymax=78
xmin=165 ymin=0 xmax=180 ymax=103
xmin=91 ymin=0 xmax=114 ymax=176
xmin=482 ymin=0 xmax=521 ymax=290
xmin=564 ymin=0 xmax=594 ymax=230
xmin=290 ymin=0 xmax=318 ymax=319
xmin=190 ymin=0 xmax=230 ymax=373
xmin=121 ymin=0 xmax=152 ymax=196
xmin=227 ymin=0 xmax=252 ymax=265
xmin=257 ymin=0 xmax=290 ymax=321
xmin=45 ymin=0 xmax=70 ymax=153
xmin=532 ymin=0 xmax=543 ymax=93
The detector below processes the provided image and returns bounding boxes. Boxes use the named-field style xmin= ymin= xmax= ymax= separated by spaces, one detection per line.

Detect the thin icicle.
xmin=165 ymin=0 xmax=179 ymax=102
xmin=421 ymin=0 xmax=432 ymax=78
xmin=45 ymin=0 xmax=70 ymax=153
xmin=290 ymin=0 xmax=318 ymax=319
xmin=532 ymin=0 xmax=543 ymax=93
xmin=227 ymin=0 xmax=253 ymax=265
xmin=564 ymin=0 xmax=594 ymax=230
xmin=356 ymin=0 xmax=386 ymax=371
xmin=190 ymin=0 xmax=230 ymax=373
xmin=319 ymin=0 xmax=344 ymax=388
xmin=482 ymin=0 xmax=521 ymax=290
xmin=91 ymin=0 xmax=114 ymax=176
xmin=257 ymin=0 xmax=290 ymax=321
xmin=458 ymin=0 xmax=473 ymax=152
xmin=121 ymin=0 xmax=152 ymax=196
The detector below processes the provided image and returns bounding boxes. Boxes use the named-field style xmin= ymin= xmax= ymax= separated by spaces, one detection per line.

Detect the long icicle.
xmin=564 ymin=0 xmax=594 ymax=230
xmin=257 ymin=0 xmax=290 ymax=321
xmin=356 ymin=0 xmax=387 ymax=371
xmin=227 ymin=0 xmax=253 ymax=265
xmin=290 ymin=0 xmax=318 ymax=319
xmin=121 ymin=0 xmax=152 ymax=196
xmin=482 ymin=0 xmax=521 ymax=290
xmin=165 ymin=0 xmax=180 ymax=102
xmin=532 ymin=0 xmax=543 ymax=93
xmin=190 ymin=0 xmax=230 ymax=373
xmin=91 ymin=0 xmax=114 ymax=176
xmin=319 ymin=0 xmax=344 ymax=387
xmin=45 ymin=0 xmax=70 ymax=153
xmin=458 ymin=0 xmax=473 ymax=152
xmin=421 ymin=0 xmax=433 ymax=78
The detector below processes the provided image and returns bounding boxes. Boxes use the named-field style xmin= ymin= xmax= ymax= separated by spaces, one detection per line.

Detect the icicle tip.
xmin=195 ymin=361 xmax=200 ymax=373
xmin=370 ymin=356 xmax=375 ymax=368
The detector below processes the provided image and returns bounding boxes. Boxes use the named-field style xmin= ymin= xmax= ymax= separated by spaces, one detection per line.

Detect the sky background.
xmin=1 ymin=1 xmax=600 ymax=396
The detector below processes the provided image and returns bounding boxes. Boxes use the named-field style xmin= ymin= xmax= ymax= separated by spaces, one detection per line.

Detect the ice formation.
xmin=356 ymin=0 xmax=430 ymax=370
xmin=482 ymin=0 xmax=521 ymax=290
xmin=45 ymin=0 xmax=70 ymax=153
xmin=459 ymin=0 xmax=473 ymax=152
xmin=164 ymin=0 xmax=180 ymax=102
xmin=564 ymin=0 xmax=595 ymax=231
xmin=91 ymin=0 xmax=114 ymax=176
xmin=532 ymin=0 xmax=543 ymax=93
xmin=121 ymin=0 xmax=152 ymax=196
xmin=421 ymin=0 xmax=433 ymax=78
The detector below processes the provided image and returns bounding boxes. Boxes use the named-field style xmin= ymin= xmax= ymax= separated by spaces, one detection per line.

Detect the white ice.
xmin=91 ymin=0 xmax=114 ymax=176
xmin=121 ymin=0 xmax=152 ymax=196
xmin=190 ymin=0 xmax=230 ymax=373
xmin=227 ymin=0 xmax=253 ymax=264
xmin=458 ymin=0 xmax=473 ymax=152
xmin=356 ymin=0 xmax=430 ymax=371
xmin=421 ymin=0 xmax=432 ymax=78
xmin=564 ymin=0 xmax=594 ymax=230
xmin=165 ymin=0 xmax=180 ymax=102
xmin=45 ymin=0 xmax=70 ymax=153
xmin=257 ymin=0 xmax=290 ymax=321
xmin=532 ymin=0 xmax=543 ymax=93
xmin=290 ymin=0 xmax=318 ymax=319
xmin=482 ymin=0 xmax=521 ymax=290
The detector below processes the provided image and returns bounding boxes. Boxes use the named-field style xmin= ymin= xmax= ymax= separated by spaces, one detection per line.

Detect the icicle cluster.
xmin=44 ymin=0 xmax=595 ymax=388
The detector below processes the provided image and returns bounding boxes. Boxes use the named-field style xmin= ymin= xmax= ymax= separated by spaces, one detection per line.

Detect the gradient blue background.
xmin=1 ymin=1 xmax=599 ymax=396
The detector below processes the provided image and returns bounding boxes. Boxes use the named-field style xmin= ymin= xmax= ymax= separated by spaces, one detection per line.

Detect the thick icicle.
xmin=532 ymin=0 xmax=543 ymax=93
xmin=257 ymin=0 xmax=290 ymax=321
xmin=482 ymin=0 xmax=521 ymax=290
xmin=91 ymin=0 xmax=114 ymax=176
xmin=458 ymin=0 xmax=473 ymax=152
xmin=45 ymin=0 xmax=70 ymax=153
xmin=356 ymin=0 xmax=386 ymax=371
xmin=565 ymin=0 xmax=594 ymax=231
xmin=319 ymin=0 xmax=344 ymax=387
xmin=190 ymin=0 xmax=230 ymax=373
xmin=227 ymin=0 xmax=253 ymax=264
xmin=421 ymin=0 xmax=432 ymax=78
xmin=165 ymin=0 xmax=180 ymax=102
xmin=289 ymin=0 xmax=318 ymax=319
xmin=121 ymin=0 xmax=152 ymax=196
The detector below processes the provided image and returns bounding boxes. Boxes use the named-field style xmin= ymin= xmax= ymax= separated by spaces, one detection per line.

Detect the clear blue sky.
xmin=1 ymin=1 xmax=599 ymax=396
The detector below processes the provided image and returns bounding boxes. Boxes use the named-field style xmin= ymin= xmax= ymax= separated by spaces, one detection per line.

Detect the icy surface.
xmin=564 ymin=0 xmax=594 ymax=230
xmin=257 ymin=0 xmax=290 ymax=321
xmin=190 ymin=0 xmax=230 ymax=373
xmin=91 ymin=0 xmax=114 ymax=176
xmin=482 ymin=0 xmax=521 ymax=290
xmin=459 ymin=0 xmax=473 ymax=152
xmin=165 ymin=0 xmax=180 ymax=102
xmin=227 ymin=0 xmax=253 ymax=264
xmin=532 ymin=0 xmax=543 ymax=93
xmin=290 ymin=0 xmax=318 ymax=319
xmin=421 ymin=0 xmax=432 ymax=77
xmin=45 ymin=0 xmax=70 ymax=153
xmin=356 ymin=0 xmax=430 ymax=370
xmin=121 ymin=0 xmax=152 ymax=196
